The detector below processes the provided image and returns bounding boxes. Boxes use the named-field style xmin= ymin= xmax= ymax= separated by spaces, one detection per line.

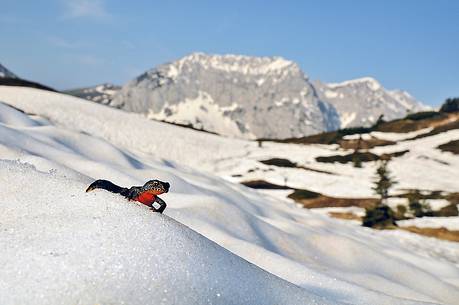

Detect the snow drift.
xmin=0 ymin=160 xmax=323 ymax=305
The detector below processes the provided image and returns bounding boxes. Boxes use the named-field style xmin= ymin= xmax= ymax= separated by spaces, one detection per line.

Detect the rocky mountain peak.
xmin=112 ymin=53 xmax=338 ymax=139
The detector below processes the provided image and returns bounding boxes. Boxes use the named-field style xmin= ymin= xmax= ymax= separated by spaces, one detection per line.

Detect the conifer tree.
xmin=363 ymin=160 xmax=398 ymax=228
xmin=372 ymin=160 xmax=397 ymax=205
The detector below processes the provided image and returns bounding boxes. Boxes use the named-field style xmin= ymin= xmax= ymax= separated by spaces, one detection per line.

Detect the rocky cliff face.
xmin=314 ymin=78 xmax=428 ymax=128
xmin=112 ymin=53 xmax=340 ymax=139
xmin=65 ymin=83 xmax=121 ymax=105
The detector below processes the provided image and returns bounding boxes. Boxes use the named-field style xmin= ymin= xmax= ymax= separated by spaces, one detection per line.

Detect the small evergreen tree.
xmin=407 ymin=190 xmax=422 ymax=217
xmin=352 ymin=153 xmax=362 ymax=168
xmin=362 ymin=205 xmax=396 ymax=229
xmin=394 ymin=204 xmax=407 ymax=220
xmin=352 ymin=135 xmax=363 ymax=168
xmin=371 ymin=160 xmax=397 ymax=204
xmin=375 ymin=114 xmax=386 ymax=127
xmin=407 ymin=190 xmax=433 ymax=218
xmin=363 ymin=160 xmax=398 ymax=228
xmin=440 ymin=97 xmax=459 ymax=113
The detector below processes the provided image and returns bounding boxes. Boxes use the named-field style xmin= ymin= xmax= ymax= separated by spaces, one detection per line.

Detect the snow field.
xmin=1 ymin=86 xmax=459 ymax=304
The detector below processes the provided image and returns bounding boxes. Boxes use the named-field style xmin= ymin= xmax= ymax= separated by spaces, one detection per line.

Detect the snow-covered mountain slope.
xmin=314 ymin=78 xmax=428 ymax=128
xmin=1 ymin=86 xmax=459 ymax=304
xmin=65 ymin=83 xmax=121 ymax=105
xmin=1 ymin=86 xmax=456 ymax=197
xmin=111 ymin=53 xmax=340 ymax=139
xmin=0 ymin=63 xmax=17 ymax=78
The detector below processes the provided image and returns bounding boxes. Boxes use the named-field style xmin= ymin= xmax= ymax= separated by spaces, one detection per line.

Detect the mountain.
xmin=61 ymin=53 xmax=427 ymax=139
xmin=111 ymin=53 xmax=340 ymax=139
xmin=0 ymin=62 xmax=56 ymax=92
xmin=0 ymin=63 xmax=17 ymax=78
xmin=64 ymin=83 xmax=121 ymax=105
xmin=314 ymin=77 xmax=428 ymax=128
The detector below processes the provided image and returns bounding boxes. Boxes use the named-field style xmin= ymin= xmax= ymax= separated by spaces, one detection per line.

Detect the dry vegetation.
xmin=401 ymin=226 xmax=459 ymax=242
xmin=437 ymin=140 xmax=459 ymax=155
xmin=269 ymin=111 xmax=458 ymax=147
xmin=259 ymin=158 xmax=336 ymax=174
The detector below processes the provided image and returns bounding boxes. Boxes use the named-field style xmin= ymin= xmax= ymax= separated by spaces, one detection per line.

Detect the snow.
xmin=342 ymin=132 xmax=372 ymax=140
xmin=327 ymin=77 xmax=382 ymax=91
xmin=388 ymin=90 xmax=431 ymax=111
xmin=148 ymin=91 xmax=251 ymax=138
xmin=315 ymin=76 xmax=428 ymax=129
xmin=1 ymin=86 xmax=459 ymax=304
xmin=398 ymin=217 xmax=459 ymax=231
xmin=0 ymin=161 xmax=316 ymax=305
xmin=324 ymin=90 xmax=339 ymax=99
xmin=176 ymin=53 xmax=298 ymax=76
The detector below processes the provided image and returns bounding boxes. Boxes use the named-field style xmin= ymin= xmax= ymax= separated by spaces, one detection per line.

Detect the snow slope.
xmin=1 ymin=86 xmax=459 ymax=304
xmin=0 ymin=161 xmax=318 ymax=305
xmin=1 ymin=86 xmax=456 ymax=198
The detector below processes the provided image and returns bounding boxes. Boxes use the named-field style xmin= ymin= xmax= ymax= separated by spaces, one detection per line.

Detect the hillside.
xmin=1 ymin=86 xmax=459 ymax=304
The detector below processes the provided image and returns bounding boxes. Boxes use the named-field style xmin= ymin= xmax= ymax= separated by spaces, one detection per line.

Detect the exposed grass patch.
xmin=264 ymin=111 xmax=458 ymax=146
xmin=405 ymin=111 xmax=442 ymax=121
xmin=259 ymin=158 xmax=337 ymax=175
xmin=260 ymin=158 xmax=297 ymax=168
xmin=316 ymin=152 xmax=379 ymax=164
xmin=287 ymin=189 xmax=321 ymax=200
xmin=401 ymin=226 xmax=459 ymax=242
xmin=241 ymin=179 xmax=378 ymax=208
xmin=407 ymin=119 xmax=459 ymax=141
xmin=328 ymin=212 xmax=362 ymax=221
xmin=437 ymin=140 xmax=459 ymax=155
xmin=288 ymin=190 xmax=378 ymax=209
xmin=315 ymin=150 xmax=409 ymax=164
xmin=338 ymin=137 xmax=395 ymax=150
xmin=240 ymin=180 xmax=291 ymax=190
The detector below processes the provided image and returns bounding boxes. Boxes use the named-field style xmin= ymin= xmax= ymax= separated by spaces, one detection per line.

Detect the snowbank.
xmin=0 ymin=160 xmax=322 ymax=305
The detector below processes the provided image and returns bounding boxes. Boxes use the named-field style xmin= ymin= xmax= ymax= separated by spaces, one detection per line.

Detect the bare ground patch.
xmin=401 ymin=226 xmax=459 ymax=242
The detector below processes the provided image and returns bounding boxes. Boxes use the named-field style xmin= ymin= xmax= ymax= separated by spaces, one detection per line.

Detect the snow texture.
xmin=0 ymin=160 xmax=326 ymax=305
xmin=0 ymin=86 xmax=459 ymax=305
xmin=398 ymin=217 xmax=459 ymax=231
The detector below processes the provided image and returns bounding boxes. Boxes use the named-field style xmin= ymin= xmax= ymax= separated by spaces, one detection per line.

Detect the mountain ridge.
xmin=111 ymin=52 xmax=340 ymax=139
xmin=314 ymin=77 xmax=428 ymax=128
xmin=62 ymin=53 xmax=427 ymax=139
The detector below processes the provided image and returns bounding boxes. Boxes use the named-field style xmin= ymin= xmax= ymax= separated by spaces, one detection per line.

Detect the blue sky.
xmin=1 ymin=0 xmax=458 ymax=106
